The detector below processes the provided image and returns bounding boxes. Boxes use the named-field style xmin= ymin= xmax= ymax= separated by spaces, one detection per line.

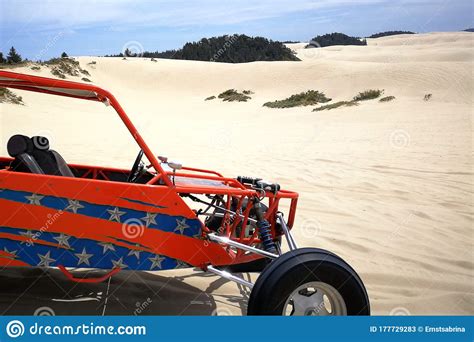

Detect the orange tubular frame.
xmin=0 ymin=70 xmax=299 ymax=268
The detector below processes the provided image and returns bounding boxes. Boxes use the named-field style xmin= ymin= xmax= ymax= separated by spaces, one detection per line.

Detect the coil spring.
xmin=257 ymin=219 xmax=277 ymax=253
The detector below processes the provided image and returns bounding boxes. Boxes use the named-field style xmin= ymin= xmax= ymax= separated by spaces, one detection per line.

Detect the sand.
xmin=0 ymin=32 xmax=472 ymax=315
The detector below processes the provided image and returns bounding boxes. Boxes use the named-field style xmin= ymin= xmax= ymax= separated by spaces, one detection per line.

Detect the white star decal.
xmin=148 ymin=255 xmax=166 ymax=270
xmin=20 ymin=230 xmax=36 ymax=245
xmin=75 ymin=248 xmax=93 ymax=266
xmin=53 ymin=233 xmax=71 ymax=248
xmin=26 ymin=193 xmax=44 ymax=205
xmin=140 ymin=212 xmax=157 ymax=226
xmin=127 ymin=245 xmax=141 ymax=259
xmin=174 ymin=218 xmax=190 ymax=234
xmin=3 ymin=247 xmax=17 ymax=258
xmin=112 ymin=257 xmax=128 ymax=269
xmin=107 ymin=207 xmax=126 ymax=222
xmin=175 ymin=260 xmax=190 ymax=269
xmin=65 ymin=199 xmax=84 ymax=214
xmin=98 ymin=242 xmax=116 ymax=254
xmin=37 ymin=251 xmax=55 ymax=267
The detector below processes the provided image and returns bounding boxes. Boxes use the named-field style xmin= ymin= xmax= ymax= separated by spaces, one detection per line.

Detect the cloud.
xmin=3 ymin=0 xmax=389 ymax=31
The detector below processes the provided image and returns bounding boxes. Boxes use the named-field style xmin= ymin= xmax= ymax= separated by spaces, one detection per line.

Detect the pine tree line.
xmin=0 ymin=47 xmax=23 ymax=64
xmin=306 ymin=33 xmax=367 ymax=48
xmin=369 ymin=31 xmax=415 ymax=38
xmin=0 ymin=47 xmax=71 ymax=65
xmin=106 ymin=34 xmax=300 ymax=63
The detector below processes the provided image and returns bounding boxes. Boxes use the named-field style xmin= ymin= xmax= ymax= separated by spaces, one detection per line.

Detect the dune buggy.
xmin=0 ymin=70 xmax=369 ymax=315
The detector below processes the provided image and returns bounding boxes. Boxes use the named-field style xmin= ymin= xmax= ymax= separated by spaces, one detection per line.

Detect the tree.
xmin=7 ymin=46 xmax=22 ymax=64
xmin=61 ymin=52 xmax=69 ymax=58
xmin=0 ymin=52 xmax=5 ymax=64
xmin=369 ymin=31 xmax=415 ymax=38
xmin=306 ymin=33 xmax=366 ymax=48
xmin=105 ymin=34 xmax=301 ymax=62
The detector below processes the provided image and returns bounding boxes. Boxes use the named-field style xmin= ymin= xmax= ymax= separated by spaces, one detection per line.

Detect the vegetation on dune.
xmin=0 ymin=48 xmax=93 ymax=81
xmin=264 ymin=90 xmax=331 ymax=108
xmin=313 ymin=101 xmax=358 ymax=112
xmin=50 ymin=68 xmax=66 ymax=79
xmin=313 ymin=89 xmax=392 ymax=112
xmin=205 ymin=95 xmax=216 ymax=101
xmin=369 ymin=31 xmax=415 ymax=38
xmin=217 ymin=89 xmax=252 ymax=102
xmin=306 ymin=33 xmax=366 ymax=48
xmin=0 ymin=88 xmax=24 ymax=105
xmin=107 ymin=34 xmax=300 ymax=63
xmin=353 ymin=89 xmax=384 ymax=101
xmin=379 ymin=95 xmax=396 ymax=102
xmin=45 ymin=57 xmax=90 ymax=79
xmin=424 ymin=94 xmax=432 ymax=101
xmin=81 ymin=77 xmax=91 ymax=82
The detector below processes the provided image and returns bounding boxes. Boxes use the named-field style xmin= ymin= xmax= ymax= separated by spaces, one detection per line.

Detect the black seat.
xmin=30 ymin=136 xmax=75 ymax=177
xmin=7 ymin=135 xmax=45 ymax=174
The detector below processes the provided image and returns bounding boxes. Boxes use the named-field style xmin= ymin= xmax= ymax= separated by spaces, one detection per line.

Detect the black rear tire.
xmin=247 ymin=248 xmax=370 ymax=315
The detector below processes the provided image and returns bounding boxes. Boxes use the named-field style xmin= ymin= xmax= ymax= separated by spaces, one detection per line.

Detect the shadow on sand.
xmin=0 ymin=267 xmax=249 ymax=315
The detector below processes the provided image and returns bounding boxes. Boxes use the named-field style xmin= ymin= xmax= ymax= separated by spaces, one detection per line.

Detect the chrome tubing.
xmin=277 ymin=213 xmax=298 ymax=251
xmin=208 ymin=233 xmax=278 ymax=259
xmin=206 ymin=265 xmax=254 ymax=289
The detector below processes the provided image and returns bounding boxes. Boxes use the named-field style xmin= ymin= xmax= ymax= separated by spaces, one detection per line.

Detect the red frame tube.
xmin=0 ymin=70 xmax=299 ymax=267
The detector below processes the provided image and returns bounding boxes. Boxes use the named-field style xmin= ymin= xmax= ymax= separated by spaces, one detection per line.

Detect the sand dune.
xmin=0 ymin=32 xmax=472 ymax=315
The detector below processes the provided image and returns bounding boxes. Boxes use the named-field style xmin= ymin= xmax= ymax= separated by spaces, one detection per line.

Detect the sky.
xmin=1 ymin=0 xmax=472 ymax=60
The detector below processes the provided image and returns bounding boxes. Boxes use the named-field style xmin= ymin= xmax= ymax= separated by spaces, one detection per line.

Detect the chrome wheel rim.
xmin=283 ymin=281 xmax=347 ymax=316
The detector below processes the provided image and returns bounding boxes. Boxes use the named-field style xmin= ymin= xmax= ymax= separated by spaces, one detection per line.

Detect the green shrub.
xmin=263 ymin=90 xmax=331 ymax=108
xmin=218 ymin=89 xmax=251 ymax=102
xmin=353 ymin=89 xmax=383 ymax=101
xmin=424 ymin=94 xmax=432 ymax=101
xmin=81 ymin=77 xmax=91 ymax=82
xmin=46 ymin=57 xmax=89 ymax=79
xmin=30 ymin=66 xmax=41 ymax=71
xmin=313 ymin=101 xmax=358 ymax=111
xmin=379 ymin=95 xmax=395 ymax=102
xmin=242 ymin=90 xmax=254 ymax=95
xmin=0 ymin=87 xmax=24 ymax=105
xmin=51 ymin=68 xmax=66 ymax=79
xmin=205 ymin=95 xmax=216 ymax=101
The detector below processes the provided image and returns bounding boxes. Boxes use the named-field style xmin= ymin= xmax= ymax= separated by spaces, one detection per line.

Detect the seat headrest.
xmin=31 ymin=136 xmax=50 ymax=151
xmin=7 ymin=135 xmax=34 ymax=157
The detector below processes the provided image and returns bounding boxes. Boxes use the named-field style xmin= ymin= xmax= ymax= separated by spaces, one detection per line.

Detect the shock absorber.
xmin=253 ymin=198 xmax=277 ymax=254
